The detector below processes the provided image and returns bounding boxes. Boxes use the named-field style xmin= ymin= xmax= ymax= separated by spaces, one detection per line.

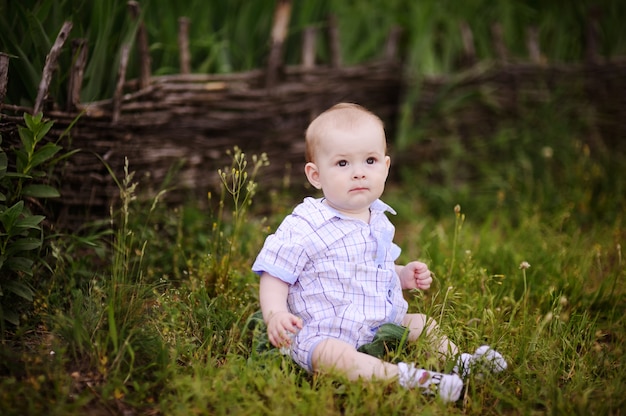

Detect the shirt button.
xmin=387 ymin=290 xmax=392 ymax=297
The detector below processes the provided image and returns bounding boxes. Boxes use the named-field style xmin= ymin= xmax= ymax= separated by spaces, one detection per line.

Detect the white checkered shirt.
xmin=252 ymin=197 xmax=408 ymax=370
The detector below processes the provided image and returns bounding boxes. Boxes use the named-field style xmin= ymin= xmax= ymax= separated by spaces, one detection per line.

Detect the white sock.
xmin=453 ymin=345 xmax=508 ymax=378
xmin=397 ymin=362 xmax=463 ymax=403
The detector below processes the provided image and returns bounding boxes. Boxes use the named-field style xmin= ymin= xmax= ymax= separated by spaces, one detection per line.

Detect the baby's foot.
xmin=473 ymin=345 xmax=508 ymax=373
xmin=453 ymin=345 xmax=507 ymax=378
xmin=398 ymin=362 xmax=463 ymax=403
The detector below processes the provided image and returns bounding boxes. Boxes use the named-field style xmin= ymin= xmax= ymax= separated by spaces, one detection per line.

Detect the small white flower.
xmin=519 ymin=261 xmax=531 ymax=270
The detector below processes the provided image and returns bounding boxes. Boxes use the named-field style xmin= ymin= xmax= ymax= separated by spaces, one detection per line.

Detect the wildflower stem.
xmin=448 ymin=205 xmax=464 ymax=278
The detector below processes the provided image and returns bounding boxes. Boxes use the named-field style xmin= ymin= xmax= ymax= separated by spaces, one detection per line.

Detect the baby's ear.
xmin=304 ymin=162 xmax=322 ymax=189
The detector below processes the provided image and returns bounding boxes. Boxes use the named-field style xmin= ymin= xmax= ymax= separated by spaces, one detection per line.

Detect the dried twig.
xmin=67 ymin=38 xmax=88 ymax=111
xmin=0 ymin=52 xmax=9 ymax=106
xmin=34 ymin=21 xmax=73 ymax=115
xmin=128 ymin=1 xmax=151 ymax=89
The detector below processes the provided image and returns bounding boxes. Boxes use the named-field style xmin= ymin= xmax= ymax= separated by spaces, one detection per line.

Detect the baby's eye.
xmin=337 ymin=160 xmax=348 ymax=167
xmin=366 ymin=157 xmax=376 ymax=164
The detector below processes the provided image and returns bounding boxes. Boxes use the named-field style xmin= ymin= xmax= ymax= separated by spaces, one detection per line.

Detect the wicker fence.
xmin=1 ymin=2 xmax=624 ymax=228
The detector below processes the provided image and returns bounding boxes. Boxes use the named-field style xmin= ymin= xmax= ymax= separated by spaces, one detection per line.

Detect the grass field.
xmin=0 ymin=97 xmax=624 ymax=415
xmin=1 ymin=1 xmax=625 ymax=414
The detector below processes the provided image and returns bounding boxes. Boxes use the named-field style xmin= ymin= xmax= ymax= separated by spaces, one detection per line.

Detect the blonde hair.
xmin=305 ymin=103 xmax=386 ymax=163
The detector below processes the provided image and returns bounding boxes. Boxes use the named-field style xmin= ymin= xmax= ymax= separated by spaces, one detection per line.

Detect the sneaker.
xmin=453 ymin=345 xmax=507 ymax=378
xmin=398 ymin=362 xmax=464 ymax=403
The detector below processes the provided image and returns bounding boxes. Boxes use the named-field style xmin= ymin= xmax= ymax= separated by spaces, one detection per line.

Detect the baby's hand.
xmin=266 ymin=311 xmax=302 ymax=348
xmin=401 ymin=261 xmax=433 ymax=290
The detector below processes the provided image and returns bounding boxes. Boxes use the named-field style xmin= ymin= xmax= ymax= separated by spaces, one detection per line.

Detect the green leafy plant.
xmin=203 ymin=146 xmax=268 ymax=295
xmin=0 ymin=113 xmax=64 ymax=329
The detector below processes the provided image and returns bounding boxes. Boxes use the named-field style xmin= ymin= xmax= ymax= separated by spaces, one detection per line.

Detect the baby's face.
xmin=307 ymin=119 xmax=390 ymax=219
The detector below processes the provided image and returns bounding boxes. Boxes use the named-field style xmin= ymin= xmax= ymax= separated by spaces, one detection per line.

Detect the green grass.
xmin=1 ymin=2 xmax=625 ymax=413
xmin=1 ymin=97 xmax=625 ymax=415
xmin=2 ymin=0 xmax=626 ymax=106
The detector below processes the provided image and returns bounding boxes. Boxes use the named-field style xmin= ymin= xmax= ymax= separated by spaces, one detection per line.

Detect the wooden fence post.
xmin=384 ymin=26 xmax=402 ymax=63
xmin=128 ymin=1 xmax=151 ymax=90
xmin=459 ymin=21 xmax=476 ymax=68
xmin=491 ymin=23 xmax=508 ymax=64
xmin=67 ymin=38 xmax=88 ymax=112
xmin=585 ymin=6 xmax=601 ymax=64
xmin=178 ymin=17 xmax=191 ymax=74
xmin=328 ymin=14 xmax=342 ymax=68
xmin=266 ymin=0 xmax=292 ymax=88
xmin=526 ymin=26 xmax=542 ymax=64
xmin=302 ymin=26 xmax=317 ymax=69
xmin=34 ymin=21 xmax=73 ymax=115
xmin=112 ymin=44 xmax=131 ymax=124
xmin=0 ymin=52 xmax=9 ymax=106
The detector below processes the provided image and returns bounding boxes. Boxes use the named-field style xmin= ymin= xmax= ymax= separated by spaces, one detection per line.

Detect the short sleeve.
xmin=251 ymin=216 xmax=312 ymax=285
xmin=390 ymin=242 xmax=401 ymax=262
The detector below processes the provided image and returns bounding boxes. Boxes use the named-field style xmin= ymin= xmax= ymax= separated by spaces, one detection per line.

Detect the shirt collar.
xmin=296 ymin=197 xmax=396 ymax=226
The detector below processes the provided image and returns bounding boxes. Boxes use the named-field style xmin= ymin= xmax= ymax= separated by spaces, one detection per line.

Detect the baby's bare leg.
xmin=311 ymin=337 xmax=464 ymax=402
xmin=402 ymin=313 xmax=458 ymax=357
xmin=311 ymin=338 xmax=397 ymax=380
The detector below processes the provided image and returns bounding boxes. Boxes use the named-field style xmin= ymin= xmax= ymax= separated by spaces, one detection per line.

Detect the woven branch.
xmin=1 ymin=58 xmax=624 ymax=228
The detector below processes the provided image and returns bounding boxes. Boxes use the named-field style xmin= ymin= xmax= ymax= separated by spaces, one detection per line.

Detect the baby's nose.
xmin=352 ymin=166 xmax=366 ymax=178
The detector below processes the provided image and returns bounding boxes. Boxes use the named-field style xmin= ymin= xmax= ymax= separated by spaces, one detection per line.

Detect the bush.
xmin=0 ymin=113 xmax=66 ymax=331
